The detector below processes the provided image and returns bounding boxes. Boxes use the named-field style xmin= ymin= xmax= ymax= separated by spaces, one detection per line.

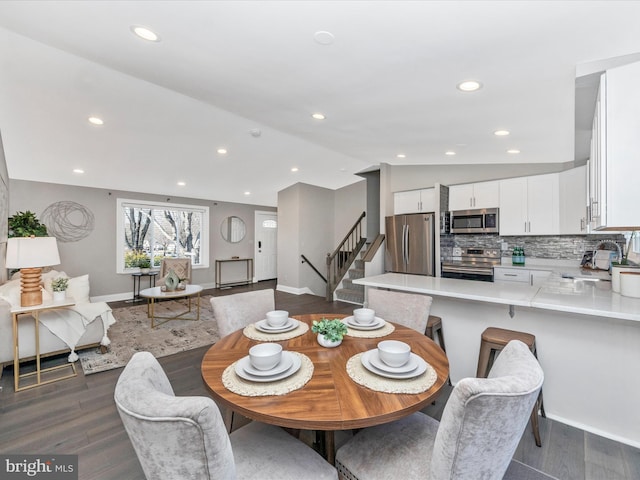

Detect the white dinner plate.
xmin=367 ymin=350 xmax=419 ymax=374
xmin=255 ymin=318 xmax=298 ymax=333
xmin=361 ymin=350 xmax=427 ymax=379
xmin=343 ymin=316 xmax=386 ymax=331
xmin=241 ymin=352 xmax=294 ymax=377
xmin=235 ymin=352 xmax=301 ymax=382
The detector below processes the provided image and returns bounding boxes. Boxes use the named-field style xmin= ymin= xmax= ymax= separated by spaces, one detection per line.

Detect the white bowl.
xmin=377 ymin=340 xmax=411 ymax=367
xmin=249 ymin=343 xmax=283 ymax=371
xmin=353 ymin=308 xmax=375 ymax=325
xmin=266 ymin=310 xmax=289 ymax=327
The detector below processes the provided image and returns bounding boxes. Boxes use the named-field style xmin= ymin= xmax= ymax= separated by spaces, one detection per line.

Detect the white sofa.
xmin=0 ymin=270 xmax=116 ymax=368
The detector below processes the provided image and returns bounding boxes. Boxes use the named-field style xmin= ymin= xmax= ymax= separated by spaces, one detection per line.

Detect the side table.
xmin=12 ymin=299 xmax=77 ymax=392
xmin=128 ymin=272 xmax=159 ymax=303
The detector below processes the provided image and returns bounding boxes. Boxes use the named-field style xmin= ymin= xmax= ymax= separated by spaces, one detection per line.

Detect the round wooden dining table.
xmin=201 ymin=313 xmax=449 ymax=464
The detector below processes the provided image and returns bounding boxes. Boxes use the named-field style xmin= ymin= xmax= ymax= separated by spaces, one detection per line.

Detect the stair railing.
xmin=301 ymin=254 xmax=327 ymax=283
xmin=326 ymin=211 xmax=367 ymax=301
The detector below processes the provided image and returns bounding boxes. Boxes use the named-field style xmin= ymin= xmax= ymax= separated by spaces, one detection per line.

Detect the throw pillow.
xmin=0 ymin=279 xmax=22 ymax=307
xmin=67 ymin=274 xmax=90 ymax=304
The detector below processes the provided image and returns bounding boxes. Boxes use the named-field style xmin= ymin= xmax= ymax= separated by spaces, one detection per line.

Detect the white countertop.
xmin=354 ymin=272 xmax=640 ymax=322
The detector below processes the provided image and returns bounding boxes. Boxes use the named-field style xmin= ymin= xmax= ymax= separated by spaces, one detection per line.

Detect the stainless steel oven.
xmin=441 ymin=247 xmax=501 ymax=282
xmin=450 ymin=208 xmax=499 ymax=234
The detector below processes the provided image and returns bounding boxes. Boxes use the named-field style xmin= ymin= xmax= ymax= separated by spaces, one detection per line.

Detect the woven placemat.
xmin=346 ymin=352 xmax=437 ymax=394
xmin=342 ymin=319 xmax=395 ymax=339
xmin=243 ymin=320 xmax=309 ymax=341
xmin=222 ymin=352 xmax=313 ymax=397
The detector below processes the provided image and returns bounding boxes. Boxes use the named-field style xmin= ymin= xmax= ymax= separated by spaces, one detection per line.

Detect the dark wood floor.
xmin=1 ymin=281 xmax=639 ymax=479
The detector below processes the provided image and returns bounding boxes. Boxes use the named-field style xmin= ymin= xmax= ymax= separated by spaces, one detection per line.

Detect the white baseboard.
xmin=545 ymin=412 xmax=640 ymax=449
xmin=276 ymin=284 xmax=316 ymax=296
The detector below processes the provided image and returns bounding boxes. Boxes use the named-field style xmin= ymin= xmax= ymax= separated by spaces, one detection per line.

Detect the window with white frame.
xmin=116 ymin=198 xmax=209 ymax=273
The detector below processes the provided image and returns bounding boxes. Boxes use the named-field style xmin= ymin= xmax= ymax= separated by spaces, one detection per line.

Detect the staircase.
xmin=335 ymin=250 xmax=366 ymax=305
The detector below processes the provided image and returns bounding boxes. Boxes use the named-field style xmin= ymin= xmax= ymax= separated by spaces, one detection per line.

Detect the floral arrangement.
xmin=311 ymin=318 xmax=348 ymax=342
xmin=51 ymin=277 xmax=69 ymax=292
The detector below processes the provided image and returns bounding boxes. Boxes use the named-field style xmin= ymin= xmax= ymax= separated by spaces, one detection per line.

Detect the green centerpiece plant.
xmin=312 ymin=318 xmax=348 ymax=347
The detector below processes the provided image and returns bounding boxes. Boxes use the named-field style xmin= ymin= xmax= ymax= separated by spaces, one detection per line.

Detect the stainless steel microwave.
xmin=450 ymin=208 xmax=499 ymax=234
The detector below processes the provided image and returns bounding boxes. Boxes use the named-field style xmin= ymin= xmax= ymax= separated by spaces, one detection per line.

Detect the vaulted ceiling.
xmin=1 ymin=1 xmax=639 ymax=206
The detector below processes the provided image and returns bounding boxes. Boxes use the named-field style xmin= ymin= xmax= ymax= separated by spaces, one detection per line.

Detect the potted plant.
xmin=138 ymin=255 xmax=152 ymax=274
xmin=611 ymin=231 xmax=638 ymax=293
xmin=51 ymin=277 xmax=69 ymax=302
xmin=8 ymin=210 xmax=48 ymax=238
xmin=311 ymin=318 xmax=348 ymax=348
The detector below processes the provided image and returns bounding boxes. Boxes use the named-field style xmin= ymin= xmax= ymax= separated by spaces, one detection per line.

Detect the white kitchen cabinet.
xmin=499 ymin=173 xmax=559 ymax=236
xmin=559 ymin=165 xmax=588 ymax=234
xmin=494 ymin=266 xmax=552 ymax=286
xmin=589 ymin=61 xmax=640 ymax=230
xmin=449 ymin=180 xmax=500 ymax=211
xmin=393 ymin=187 xmax=436 ymax=214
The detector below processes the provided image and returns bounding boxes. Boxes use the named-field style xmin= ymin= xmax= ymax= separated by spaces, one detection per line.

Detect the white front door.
xmin=254 ymin=211 xmax=277 ymax=281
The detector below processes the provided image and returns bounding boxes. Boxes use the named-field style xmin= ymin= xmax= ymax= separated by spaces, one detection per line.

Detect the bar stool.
xmin=476 ymin=327 xmax=546 ymax=447
xmin=425 ymin=315 xmax=446 ymax=352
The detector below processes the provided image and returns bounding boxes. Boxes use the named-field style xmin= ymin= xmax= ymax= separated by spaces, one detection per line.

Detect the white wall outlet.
xmin=500 ymin=241 xmax=508 ymax=251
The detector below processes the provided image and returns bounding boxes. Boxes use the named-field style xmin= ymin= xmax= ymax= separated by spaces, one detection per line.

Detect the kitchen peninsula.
xmin=354 ymin=272 xmax=640 ymax=448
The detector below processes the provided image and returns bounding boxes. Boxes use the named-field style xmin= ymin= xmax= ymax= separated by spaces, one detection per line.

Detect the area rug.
xmin=78 ymin=295 xmax=219 ymax=375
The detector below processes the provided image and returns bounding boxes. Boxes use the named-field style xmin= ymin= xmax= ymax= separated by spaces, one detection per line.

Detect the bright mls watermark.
xmin=1 ymin=455 xmax=77 ymax=479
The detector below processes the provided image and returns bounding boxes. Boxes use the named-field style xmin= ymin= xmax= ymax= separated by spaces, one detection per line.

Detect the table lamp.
xmin=5 ymin=236 xmax=61 ymax=307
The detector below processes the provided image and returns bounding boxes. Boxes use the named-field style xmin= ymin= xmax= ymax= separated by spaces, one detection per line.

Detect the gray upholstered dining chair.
xmin=335 ymin=340 xmax=544 ymax=480
xmin=114 ymin=352 xmax=337 ymax=480
xmin=367 ymin=288 xmax=433 ymax=334
xmin=210 ymin=289 xmax=275 ymax=338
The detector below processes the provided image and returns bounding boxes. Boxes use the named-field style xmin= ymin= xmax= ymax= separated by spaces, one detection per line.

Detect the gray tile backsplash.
xmin=440 ymin=233 xmax=626 ymax=262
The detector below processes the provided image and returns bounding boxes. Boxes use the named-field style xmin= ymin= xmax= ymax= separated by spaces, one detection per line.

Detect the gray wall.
xmin=0 ymin=132 xmax=8 ymax=283
xmin=278 ymin=181 xmax=366 ymax=297
xmin=8 ymin=179 xmax=275 ymax=299
xmin=334 ymin=179 xmax=367 ymax=245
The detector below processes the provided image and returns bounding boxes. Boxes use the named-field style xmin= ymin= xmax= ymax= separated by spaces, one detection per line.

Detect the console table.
xmin=215 ymin=258 xmax=254 ymax=288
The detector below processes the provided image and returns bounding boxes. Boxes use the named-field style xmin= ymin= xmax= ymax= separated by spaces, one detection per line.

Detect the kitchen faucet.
xmin=594 ymin=240 xmax=622 ymax=264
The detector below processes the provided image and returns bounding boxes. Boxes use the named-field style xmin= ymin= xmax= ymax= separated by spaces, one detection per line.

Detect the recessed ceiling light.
xmin=88 ymin=116 xmax=103 ymax=125
xmin=177 ymin=181 xmax=186 ymax=186
xmin=494 ymin=130 xmax=510 ymax=136
xmin=244 ymin=191 xmax=251 ymax=196
xmin=445 ymin=151 xmax=456 ymax=156
xmin=311 ymin=113 xmax=326 ymax=120
xmin=507 ymin=149 xmax=521 ymax=154
xmin=291 ymin=167 xmax=299 ymax=172
xmin=314 ymin=31 xmax=335 ymax=45
xmin=131 ymin=25 xmax=160 ymax=42
xmin=73 ymin=168 xmax=84 ymax=174
xmin=396 ymin=154 xmax=406 ymax=159
xmin=217 ymin=148 xmax=228 ymax=155
xmin=457 ymin=80 xmax=482 ymax=92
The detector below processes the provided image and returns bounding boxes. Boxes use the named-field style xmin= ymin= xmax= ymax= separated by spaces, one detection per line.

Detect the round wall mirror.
xmin=221 ymin=216 xmax=246 ymax=243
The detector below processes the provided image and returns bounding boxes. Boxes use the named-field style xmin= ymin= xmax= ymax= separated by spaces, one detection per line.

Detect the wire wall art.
xmin=41 ymin=201 xmax=95 ymax=243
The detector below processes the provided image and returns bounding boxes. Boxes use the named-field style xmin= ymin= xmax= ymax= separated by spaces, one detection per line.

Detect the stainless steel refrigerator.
xmin=385 ymin=213 xmax=435 ymax=275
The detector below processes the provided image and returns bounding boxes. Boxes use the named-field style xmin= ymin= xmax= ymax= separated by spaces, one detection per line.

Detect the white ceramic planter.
xmin=611 ymin=264 xmax=640 ymax=293
xmin=317 ymin=334 xmax=342 ymax=348
xmin=620 ymin=272 xmax=640 ymax=298
xmin=53 ymin=291 xmax=66 ymax=302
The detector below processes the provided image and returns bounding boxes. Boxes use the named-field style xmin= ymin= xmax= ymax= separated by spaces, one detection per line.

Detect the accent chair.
xmin=335 ymin=340 xmax=544 ymax=480
xmin=114 ymin=351 xmax=337 ymax=480
xmin=156 ymin=257 xmax=192 ymax=287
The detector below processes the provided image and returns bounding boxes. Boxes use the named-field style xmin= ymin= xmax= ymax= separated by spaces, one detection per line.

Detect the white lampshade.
xmin=5 ymin=236 xmax=61 ymax=269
